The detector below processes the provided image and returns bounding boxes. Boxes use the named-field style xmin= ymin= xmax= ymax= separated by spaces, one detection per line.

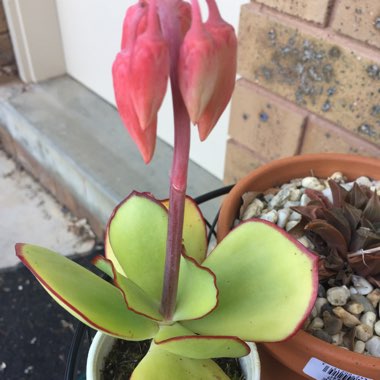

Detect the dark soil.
xmin=0 ymin=253 xmax=98 ymax=380
xmin=102 ymin=339 xmax=244 ymax=380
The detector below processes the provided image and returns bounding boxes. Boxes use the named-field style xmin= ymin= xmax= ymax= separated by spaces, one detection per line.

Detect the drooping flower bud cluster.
xmin=112 ymin=0 xmax=237 ymax=163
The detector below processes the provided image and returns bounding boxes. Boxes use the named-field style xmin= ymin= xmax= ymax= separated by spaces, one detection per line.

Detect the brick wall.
xmin=225 ymin=0 xmax=380 ymax=183
xmin=0 ymin=0 xmax=17 ymax=83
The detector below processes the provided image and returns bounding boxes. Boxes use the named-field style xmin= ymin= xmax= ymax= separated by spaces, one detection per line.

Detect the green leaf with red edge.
xmin=104 ymin=230 xmax=126 ymax=277
xmin=161 ymin=196 xmax=207 ymax=263
xmin=108 ymin=192 xmax=217 ymax=319
xmin=93 ymin=256 xmax=163 ymax=321
xmin=183 ymin=220 xmax=318 ymax=342
xmin=154 ymin=323 xmax=249 ymax=359
xmin=108 ymin=192 xmax=168 ymax=303
xmin=131 ymin=344 xmax=229 ymax=380
xmin=173 ymin=253 xmax=218 ymax=322
xmin=16 ymin=244 xmax=158 ymax=340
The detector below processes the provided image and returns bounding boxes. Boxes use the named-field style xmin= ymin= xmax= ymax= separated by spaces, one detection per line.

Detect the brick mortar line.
xmin=307 ymin=113 xmax=380 ymax=152
xmin=246 ymin=2 xmax=380 ymax=62
xmin=228 ymin=137 xmax=270 ymax=163
xmin=234 ymin=78 xmax=380 ymax=154
xmin=252 ymin=1 xmax=331 ymax=28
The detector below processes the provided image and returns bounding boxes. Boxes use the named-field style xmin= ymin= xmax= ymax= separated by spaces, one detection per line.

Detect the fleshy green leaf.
xmin=183 ymin=220 xmax=318 ymax=342
xmin=131 ymin=344 xmax=229 ymax=380
xmin=154 ymin=323 xmax=249 ymax=359
xmin=16 ymin=244 xmax=158 ymax=340
xmin=108 ymin=192 xmax=215 ymax=317
xmin=108 ymin=192 xmax=168 ymax=302
xmin=162 ymin=196 xmax=207 ymax=263
xmin=104 ymin=230 xmax=126 ymax=276
xmin=93 ymin=256 xmax=162 ymax=321
xmin=173 ymin=253 xmax=218 ymax=322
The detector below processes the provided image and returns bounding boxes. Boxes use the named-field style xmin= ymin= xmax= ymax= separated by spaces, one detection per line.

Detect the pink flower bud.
xmin=178 ymin=0 xmax=218 ymax=125
xmin=121 ymin=1 xmax=148 ymax=50
xmin=113 ymin=0 xmax=170 ymax=163
xmin=197 ymin=0 xmax=237 ymax=141
xmin=178 ymin=0 xmax=237 ymax=141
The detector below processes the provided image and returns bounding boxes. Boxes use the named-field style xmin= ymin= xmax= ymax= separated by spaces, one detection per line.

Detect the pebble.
xmin=308 ymin=317 xmax=324 ymax=330
xmin=242 ymin=198 xmax=265 ymax=220
xmin=289 ymin=211 xmax=302 ymax=222
xmin=365 ymin=336 xmax=380 ymax=357
xmin=329 ymin=171 xmax=345 ymax=183
xmin=323 ymin=314 xmax=343 ymax=335
xmin=300 ymin=193 xmax=311 ymax=206
xmin=354 ymin=340 xmax=366 ymax=354
xmin=311 ymin=305 xmax=318 ymax=318
xmin=285 ymin=220 xmax=299 ymax=231
xmin=322 ymin=188 xmax=333 ymax=203
xmin=297 ymin=236 xmax=314 ymax=249
xmin=259 ymin=210 xmax=278 ymax=223
xmin=283 ymin=200 xmax=301 ymax=208
xmin=269 ymin=188 xmax=291 ymax=208
xmin=349 ymin=286 xmax=358 ymax=295
xmin=352 ymin=275 xmax=374 ymax=295
xmin=333 ymin=307 xmax=361 ymax=328
xmin=374 ymin=320 xmax=380 ymax=336
xmin=315 ymin=297 xmax=328 ymax=315
xmin=24 ymin=366 xmax=33 ymax=375
xmin=355 ymin=324 xmax=373 ymax=342
xmin=351 ymin=294 xmax=376 ymax=313
xmin=345 ymin=301 xmax=364 ymax=315
xmin=331 ymin=332 xmax=344 ymax=345
xmin=355 ymin=176 xmax=372 ymax=188
xmin=277 ymin=208 xmax=290 ymax=228
xmin=302 ymin=176 xmax=325 ymax=191
xmin=367 ymin=289 xmax=380 ymax=307
xmin=312 ymin=329 xmax=333 ymax=344
xmin=318 ymin=284 xmax=326 ymax=298
xmin=289 ymin=188 xmax=302 ymax=201
xmin=360 ymin=312 xmax=377 ymax=328
xmin=327 ymin=286 xmax=350 ymax=306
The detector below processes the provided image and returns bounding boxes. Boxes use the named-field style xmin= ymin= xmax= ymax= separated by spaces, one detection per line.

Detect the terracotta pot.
xmin=217 ymin=153 xmax=380 ymax=380
xmin=87 ymin=332 xmax=261 ymax=379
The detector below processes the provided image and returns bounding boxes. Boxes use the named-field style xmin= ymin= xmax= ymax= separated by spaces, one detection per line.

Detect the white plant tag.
xmin=303 ymin=358 xmax=373 ymax=380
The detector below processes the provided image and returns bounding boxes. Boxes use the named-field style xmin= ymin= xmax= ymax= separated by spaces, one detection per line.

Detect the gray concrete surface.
xmin=0 ymin=148 xmax=95 ymax=269
xmin=0 ymin=75 xmax=223 ymax=240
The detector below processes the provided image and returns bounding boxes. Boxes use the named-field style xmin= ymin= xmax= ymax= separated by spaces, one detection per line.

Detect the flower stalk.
xmin=158 ymin=1 xmax=191 ymax=320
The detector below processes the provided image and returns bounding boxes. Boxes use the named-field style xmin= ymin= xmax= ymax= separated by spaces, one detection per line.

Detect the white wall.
xmin=55 ymin=0 xmax=246 ymax=179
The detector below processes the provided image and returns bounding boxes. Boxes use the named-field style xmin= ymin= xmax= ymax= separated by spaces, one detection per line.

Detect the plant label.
xmin=303 ymin=357 xmax=372 ymax=380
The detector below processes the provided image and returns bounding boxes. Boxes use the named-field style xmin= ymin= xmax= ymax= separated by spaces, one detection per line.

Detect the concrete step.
xmin=0 ymin=76 xmax=223 ymax=237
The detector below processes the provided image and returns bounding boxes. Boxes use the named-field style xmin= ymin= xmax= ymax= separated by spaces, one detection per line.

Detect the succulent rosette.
xmin=17 ymin=192 xmax=317 ymax=379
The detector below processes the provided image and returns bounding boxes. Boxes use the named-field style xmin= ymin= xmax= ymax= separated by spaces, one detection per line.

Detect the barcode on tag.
xmin=303 ymin=358 xmax=373 ymax=380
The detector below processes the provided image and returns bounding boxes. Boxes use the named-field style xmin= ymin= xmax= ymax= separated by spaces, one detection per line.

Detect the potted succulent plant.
xmin=15 ymin=1 xmax=318 ymax=379
xmin=217 ymin=153 xmax=380 ymax=380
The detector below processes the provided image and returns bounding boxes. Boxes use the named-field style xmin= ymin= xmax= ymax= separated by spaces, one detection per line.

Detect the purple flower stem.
xmin=158 ymin=2 xmax=191 ymax=321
